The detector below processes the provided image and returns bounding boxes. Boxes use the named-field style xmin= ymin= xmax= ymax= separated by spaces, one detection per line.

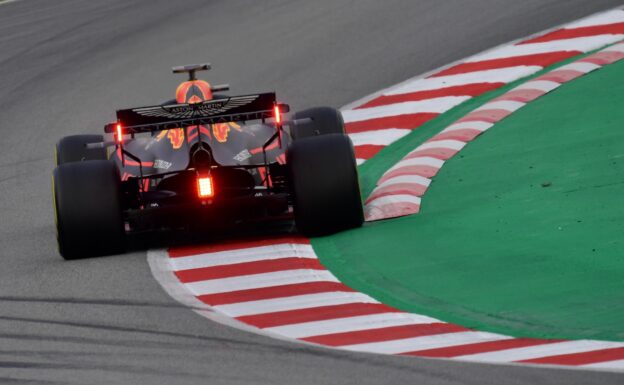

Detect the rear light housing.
xmin=197 ymin=175 xmax=214 ymax=198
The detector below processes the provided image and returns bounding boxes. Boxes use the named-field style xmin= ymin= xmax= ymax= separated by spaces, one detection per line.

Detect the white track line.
xmin=474 ymin=100 xmax=525 ymax=112
xmin=342 ymin=96 xmax=469 ymax=123
xmin=377 ymin=175 xmax=432 ymax=189
xmin=365 ymin=194 xmax=421 ymax=207
xmin=458 ymin=340 xmax=624 ymax=363
xmin=386 ymin=156 xmax=444 ymax=172
xmin=604 ymin=42 xmax=624 ymax=53
xmin=214 ymin=291 xmax=379 ymax=317
xmin=185 ymin=270 xmax=340 ymax=295
xmin=386 ymin=66 xmax=540 ymax=96
xmin=441 ymin=121 xmax=494 ymax=133
xmin=349 ymin=128 xmax=412 ymax=146
xmin=169 ymin=243 xmax=316 ymax=270
xmin=514 ymin=80 xmax=561 ymax=92
xmin=266 ymin=313 xmax=441 ymax=339
xmin=416 ymin=139 xmax=466 ymax=151
xmin=584 ymin=359 xmax=624 ymax=370
xmin=342 ymin=331 xmax=509 ymax=355
xmin=558 ymin=62 xmax=601 ymax=73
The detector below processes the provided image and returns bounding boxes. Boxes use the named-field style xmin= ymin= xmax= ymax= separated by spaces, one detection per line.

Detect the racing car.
xmin=52 ymin=63 xmax=364 ymax=260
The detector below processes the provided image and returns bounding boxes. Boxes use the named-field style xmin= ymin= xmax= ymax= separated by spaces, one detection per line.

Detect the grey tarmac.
xmin=0 ymin=0 xmax=622 ymax=384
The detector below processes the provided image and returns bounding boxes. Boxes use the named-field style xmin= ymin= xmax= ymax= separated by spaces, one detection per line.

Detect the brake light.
xmin=197 ymin=176 xmax=214 ymax=198
xmin=115 ymin=123 xmax=123 ymax=143
xmin=274 ymin=105 xmax=281 ymax=124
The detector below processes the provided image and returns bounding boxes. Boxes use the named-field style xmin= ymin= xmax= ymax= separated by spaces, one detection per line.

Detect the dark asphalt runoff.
xmin=0 ymin=0 xmax=622 ymax=384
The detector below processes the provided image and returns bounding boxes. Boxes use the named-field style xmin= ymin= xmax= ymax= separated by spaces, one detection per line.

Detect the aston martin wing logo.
xmin=132 ymin=95 xmax=260 ymax=120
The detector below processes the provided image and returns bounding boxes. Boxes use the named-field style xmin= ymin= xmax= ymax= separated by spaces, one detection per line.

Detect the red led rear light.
xmin=274 ymin=105 xmax=281 ymax=124
xmin=197 ymin=176 xmax=214 ymax=198
xmin=115 ymin=123 xmax=123 ymax=143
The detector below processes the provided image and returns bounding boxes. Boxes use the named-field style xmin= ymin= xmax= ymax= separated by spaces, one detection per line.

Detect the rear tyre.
xmin=55 ymin=135 xmax=107 ymax=166
xmin=287 ymin=134 xmax=364 ymax=236
xmin=291 ymin=107 xmax=345 ymax=139
xmin=53 ymin=160 xmax=125 ymax=260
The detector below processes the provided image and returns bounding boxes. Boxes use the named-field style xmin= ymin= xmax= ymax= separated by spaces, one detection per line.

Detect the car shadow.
xmin=124 ymin=219 xmax=298 ymax=253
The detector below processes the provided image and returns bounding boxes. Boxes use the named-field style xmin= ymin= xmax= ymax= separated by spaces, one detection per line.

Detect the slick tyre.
xmin=287 ymin=134 xmax=364 ymax=236
xmin=291 ymin=107 xmax=345 ymax=139
xmin=55 ymin=135 xmax=107 ymax=165
xmin=53 ymin=160 xmax=125 ymax=260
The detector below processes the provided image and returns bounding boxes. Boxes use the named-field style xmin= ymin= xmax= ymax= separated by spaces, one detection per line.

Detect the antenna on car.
xmin=172 ymin=63 xmax=211 ymax=81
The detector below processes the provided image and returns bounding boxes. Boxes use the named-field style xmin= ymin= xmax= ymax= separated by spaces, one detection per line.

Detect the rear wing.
xmin=105 ymin=92 xmax=280 ymax=134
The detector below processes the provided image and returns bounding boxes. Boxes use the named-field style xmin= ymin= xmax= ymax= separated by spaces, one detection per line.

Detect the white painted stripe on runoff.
xmin=564 ymin=9 xmax=624 ymax=29
xmin=386 ymin=156 xmax=444 ymax=172
xmin=377 ymin=175 xmax=431 ymax=189
xmin=267 ymin=313 xmax=441 ymax=339
xmin=558 ymin=61 xmax=601 ymax=73
xmin=169 ymin=243 xmax=316 ymax=270
xmin=416 ymin=139 xmax=466 ymax=151
xmin=386 ymin=66 xmax=541 ymax=96
xmin=365 ymin=195 xmax=422 ymax=207
xmin=584 ymin=359 xmax=624 ymax=370
xmin=348 ymin=128 xmax=412 ymax=146
xmin=148 ymin=249 xmax=316 ymax=345
xmin=342 ymin=96 xmax=469 ymax=123
xmin=441 ymin=121 xmax=494 ymax=133
xmin=514 ymin=80 xmax=561 ymax=92
xmin=474 ymin=100 xmax=525 ymax=112
xmin=342 ymin=332 xmax=509 ymax=355
xmin=356 ymin=158 xmax=366 ymax=165
xmin=185 ymin=270 xmax=340 ymax=295
xmin=214 ymin=291 xmax=380 ymax=317
xmin=458 ymin=340 xmax=624 ymax=363
xmin=466 ymin=35 xmax=624 ymax=63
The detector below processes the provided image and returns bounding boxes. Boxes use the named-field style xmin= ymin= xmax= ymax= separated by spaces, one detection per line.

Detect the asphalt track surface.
xmin=0 ymin=1 xmax=623 ymax=384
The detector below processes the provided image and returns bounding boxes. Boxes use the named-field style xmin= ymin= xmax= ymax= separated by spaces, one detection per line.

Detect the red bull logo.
xmin=176 ymin=80 xmax=213 ymax=103
xmin=171 ymin=78 xmax=241 ymax=144
xmin=212 ymin=122 xmax=241 ymax=143
xmin=167 ymin=128 xmax=185 ymax=149
xmin=212 ymin=123 xmax=230 ymax=143
xmin=156 ymin=128 xmax=185 ymax=149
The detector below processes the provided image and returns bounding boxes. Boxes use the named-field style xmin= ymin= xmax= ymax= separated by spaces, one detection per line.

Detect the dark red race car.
xmin=52 ymin=64 xmax=363 ymax=260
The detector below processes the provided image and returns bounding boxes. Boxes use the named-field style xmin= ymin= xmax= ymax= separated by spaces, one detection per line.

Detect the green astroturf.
xmin=314 ymin=58 xmax=624 ymax=341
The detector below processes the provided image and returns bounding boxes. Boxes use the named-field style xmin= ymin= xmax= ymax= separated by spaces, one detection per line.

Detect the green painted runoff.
xmin=315 ymin=59 xmax=624 ymax=342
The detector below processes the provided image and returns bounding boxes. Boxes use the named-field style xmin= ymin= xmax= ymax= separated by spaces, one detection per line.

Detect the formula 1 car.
xmin=52 ymin=64 xmax=364 ymax=260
